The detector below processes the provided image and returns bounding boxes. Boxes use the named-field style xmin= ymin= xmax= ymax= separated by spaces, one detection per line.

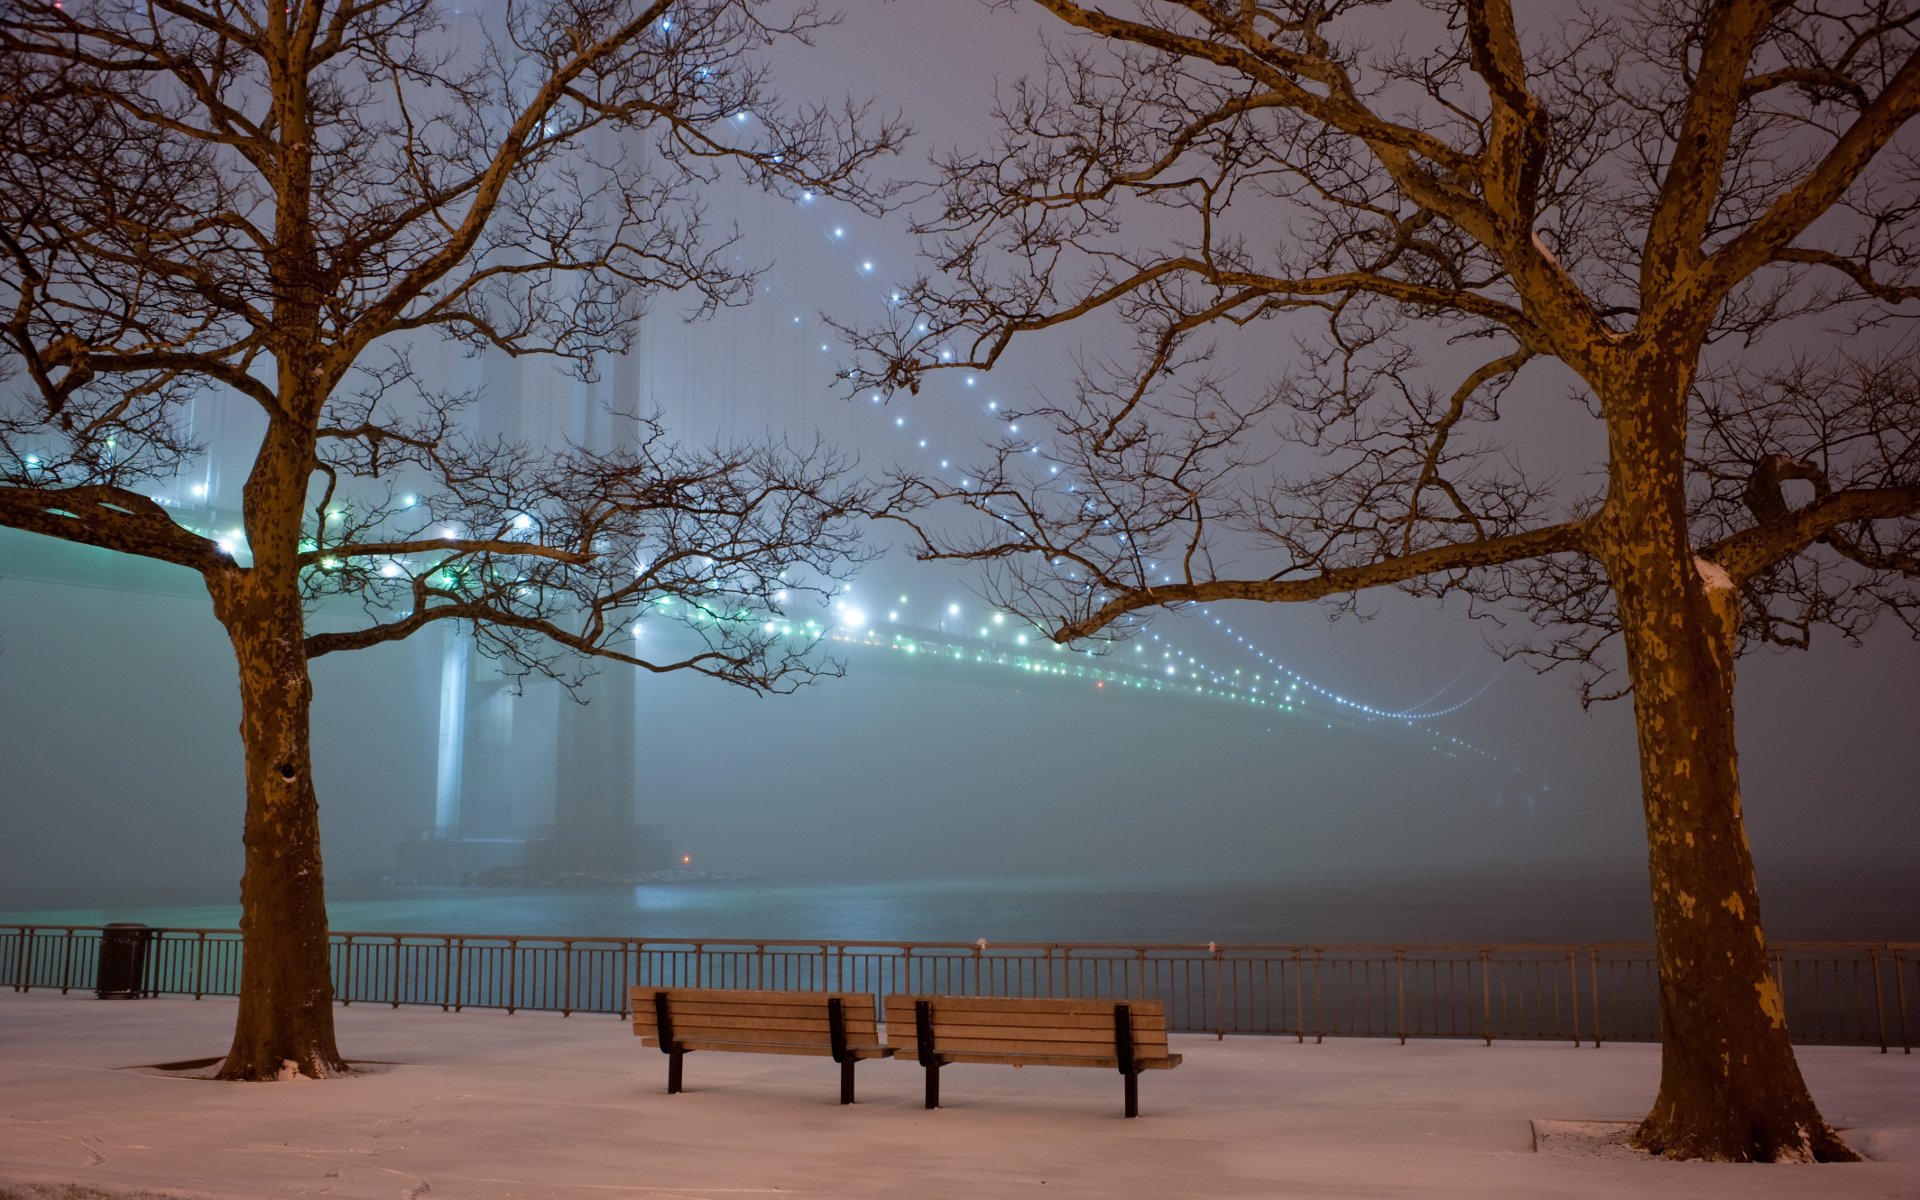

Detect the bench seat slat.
xmin=882 ymin=1008 xmax=1165 ymax=1033
xmin=885 ymin=1019 xmax=1171 ymax=1044
xmin=636 ymin=1014 xmax=860 ymax=1037
xmin=920 ymin=1051 xmax=1183 ymax=1070
xmin=651 ymin=987 xmax=873 ymax=1007
xmin=645 ymin=1026 xmax=836 ymax=1046
xmin=887 ymin=1021 xmax=1152 ymax=1052
xmin=884 ymin=995 xmax=1164 ymax=1017
xmin=640 ymin=1036 xmax=892 ymax=1059
xmin=637 ymin=998 xmax=880 ymax=1021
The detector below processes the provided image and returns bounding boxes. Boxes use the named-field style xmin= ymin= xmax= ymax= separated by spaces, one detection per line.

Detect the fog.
xmin=2 ymin=2 xmax=1916 ymax=925
xmin=3 ymin=525 xmax=1913 ymax=910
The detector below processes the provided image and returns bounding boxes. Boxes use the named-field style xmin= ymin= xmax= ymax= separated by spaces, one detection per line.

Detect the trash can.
xmin=96 ymin=923 xmax=153 ymax=999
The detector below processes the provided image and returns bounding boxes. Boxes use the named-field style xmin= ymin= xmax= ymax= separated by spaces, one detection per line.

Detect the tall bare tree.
xmin=0 ymin=0 xmax=902 ymax=1080
xmin=852 ymin=0 xmax=1919 ymax=1162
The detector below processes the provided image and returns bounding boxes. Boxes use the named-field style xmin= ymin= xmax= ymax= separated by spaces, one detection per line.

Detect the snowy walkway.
xmin=0 ymin=992 xmax=1914 ymax=1198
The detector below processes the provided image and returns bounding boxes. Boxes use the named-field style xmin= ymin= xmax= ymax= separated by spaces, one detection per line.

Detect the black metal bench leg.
xmin=915 ymin=1000 xmax=941 ymax=1109
xmin=840 ymin=1059 xmax=856 ymax=1105
xmin=1113 ymin=1003 xmax=1142 ymax=1117
xmin=667 ymin=1048 xmax=684 ymax=1095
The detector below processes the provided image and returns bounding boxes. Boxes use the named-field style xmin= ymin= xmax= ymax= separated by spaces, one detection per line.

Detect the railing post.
xmin=441 ymin=936 xmax=454 ymax=1012
xmin=1211 ymin=942 xmax=1225 ymax=1040
xmin=339 ymin=934 xmax=355 ymax=1007
xmin=561 ymin=939 xmax=574 ymax=1018
xmin=1479 ymin=949 xmax=1493 ymax=1046
xmin=1394 ymin=949 xmax=1406 ymax=1045
xmin=620 ymin=939 xmax=633 ymax=1018
xmin=390 ymin=937 xmax=401 ymax=1010
xmin=1312 ymin=949 xmax=1324 ymax=1045
xmin=1293 ymin=950 xmax=1305 ymax=1043
xmin=1870 ymin=947 xmax=1888 ymax=1055
xmin=1896 ymin=947 xmax=1912 ymax=1054
xmin=507 ymin=938 xmax=519 ymax=1014
xmin=59 ymin=928 xmax=74 ymax=995
xmin=1589 ymin=949 xmax=1604 ymax=1048
xmin=1567 ymin=948 xmax=1581 ymax=1047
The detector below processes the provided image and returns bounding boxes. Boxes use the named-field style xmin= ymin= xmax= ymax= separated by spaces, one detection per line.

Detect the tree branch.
xmin=1708 ymin=483 xmax=1920 ymax=581
xmin=0 ymin=483 xmax=227 ymax=573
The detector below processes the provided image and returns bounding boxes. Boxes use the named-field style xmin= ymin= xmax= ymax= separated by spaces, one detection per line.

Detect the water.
xmin=2 ymin=864 xmax=1911 ymax=946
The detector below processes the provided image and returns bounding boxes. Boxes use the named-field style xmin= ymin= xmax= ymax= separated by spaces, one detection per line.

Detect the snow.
xmin=1695 ymin=555 xmax=1735 ymax=593
xmin=1 ymin=993 xmax=1915 ymax=1199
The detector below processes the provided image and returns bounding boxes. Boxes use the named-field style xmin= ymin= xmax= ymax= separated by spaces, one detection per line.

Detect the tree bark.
xmin=204 ymin=418 xmax=345 ymax=1081
xmin=1598 ymin=360 xmax=1853 ymax=1162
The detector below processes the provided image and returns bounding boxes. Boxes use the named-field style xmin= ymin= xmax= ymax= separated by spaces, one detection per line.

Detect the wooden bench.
xmin=629 ymin=986 xmax=894 ymax=1104
xmin=884 ymin=994 xmax=1182 ymax=1117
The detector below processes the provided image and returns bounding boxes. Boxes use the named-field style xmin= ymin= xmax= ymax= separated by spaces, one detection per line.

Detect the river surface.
xmin=2 ymin=864 xmax=1911 ymax=946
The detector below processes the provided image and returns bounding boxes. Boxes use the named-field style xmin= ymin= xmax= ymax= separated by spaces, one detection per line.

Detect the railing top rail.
xmin=3 ymin=924 xmax=1914 ymax=954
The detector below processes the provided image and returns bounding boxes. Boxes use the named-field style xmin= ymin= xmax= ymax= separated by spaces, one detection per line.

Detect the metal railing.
xmin=4 ymin=924 xmax=1913 ymax=1051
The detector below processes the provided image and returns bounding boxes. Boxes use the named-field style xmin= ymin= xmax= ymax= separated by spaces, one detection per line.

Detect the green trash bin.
xmin=96 ymin=923 xmax=153 ymax=998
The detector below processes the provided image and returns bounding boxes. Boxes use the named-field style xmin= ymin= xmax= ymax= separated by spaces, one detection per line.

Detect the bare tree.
xmin=0 ymin=0 xmax=903 ymax=1080
xmin=851 ymin=0 xmax=1919 ymax=1163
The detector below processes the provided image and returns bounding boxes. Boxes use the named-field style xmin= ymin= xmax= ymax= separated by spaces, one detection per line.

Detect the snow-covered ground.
xmin=0 ymin=992 xmax=1913 ymax=1198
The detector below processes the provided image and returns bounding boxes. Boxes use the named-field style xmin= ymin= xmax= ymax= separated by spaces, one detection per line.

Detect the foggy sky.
xmin=3 ymin=525 xmax=1913 ymax=903
xmin=2 ymin=1 xmax=1916 ymax=913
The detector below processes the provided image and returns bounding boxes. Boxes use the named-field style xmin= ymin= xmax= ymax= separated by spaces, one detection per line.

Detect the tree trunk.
xmin=1599 ymin=364 xmax=1853 ymax=1162
xmin=206 ymin=546 xmax=345 ymax=1080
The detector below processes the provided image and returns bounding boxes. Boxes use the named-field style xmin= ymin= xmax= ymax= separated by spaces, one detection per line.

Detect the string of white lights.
xmin=777 ymin=182 xmax=1507 ymax=742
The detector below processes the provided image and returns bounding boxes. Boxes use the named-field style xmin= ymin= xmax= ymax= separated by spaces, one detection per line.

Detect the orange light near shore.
xmin=682 ymin=855 xmax=691 ymax=864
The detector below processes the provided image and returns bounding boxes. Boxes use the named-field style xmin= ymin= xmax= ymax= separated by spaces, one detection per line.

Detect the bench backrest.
xmin=882 ymin=994 xmax=1171 ymax=1059
xmin=629 ymin=987 xmax=882 ymax=1049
